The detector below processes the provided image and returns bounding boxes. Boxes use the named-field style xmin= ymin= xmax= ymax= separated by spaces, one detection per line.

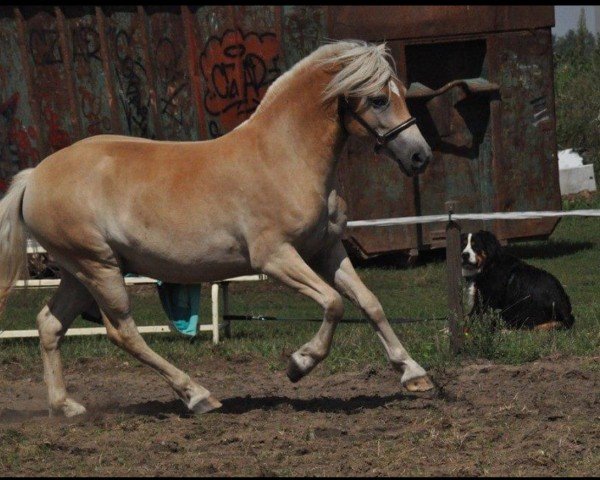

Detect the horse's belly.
xmin=119 ymin=243 xmax=255 ymax=283
xmin=112 ymin=224 xmax=255 ymax=283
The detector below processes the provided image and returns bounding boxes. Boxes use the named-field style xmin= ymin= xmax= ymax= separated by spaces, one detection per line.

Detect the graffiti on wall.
xmin=71 ymin=24 xmax=112 ymax=136
xmin=155 ymin=36 xmax=188 ymax=138
xmin=39 ymin=93 xmax=71 ymax=152
xmin=78 ymin=86 xmax=111 ymax=135
xmin=27 ymin=25 xmax=72 ymax=152
xmin=200 ymin=29 xmax=281 ymax=137
xmin=0 ymin=91 xmax=39 ymax=191
xmin=113 ymin=28 xmax=151 ymax=138
xmin=29 ymin=28 xmax=63 ymax=66
xmin=283 ymin=6 xmax=325 ymax=68
xmin=71 ymin=25 xmax=102 ymax=63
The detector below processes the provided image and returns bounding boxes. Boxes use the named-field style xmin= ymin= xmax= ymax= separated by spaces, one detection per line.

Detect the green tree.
xmin=553 ymin=8 xmax=600 ymax=177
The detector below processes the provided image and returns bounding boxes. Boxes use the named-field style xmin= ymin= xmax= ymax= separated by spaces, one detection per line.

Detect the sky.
xmin=553 ymin=5 xmax=600 ymax=37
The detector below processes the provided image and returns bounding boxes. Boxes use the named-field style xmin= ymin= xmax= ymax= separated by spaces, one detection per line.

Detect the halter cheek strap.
xmin=338 ymin=95 xmax=417 ymax=150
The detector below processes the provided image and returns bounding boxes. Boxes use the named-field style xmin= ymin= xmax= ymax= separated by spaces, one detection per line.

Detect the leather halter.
xmin=338 ymin=95 xmax=417 ymax=154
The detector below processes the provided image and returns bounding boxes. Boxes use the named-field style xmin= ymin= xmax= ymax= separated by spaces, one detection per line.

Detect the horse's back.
xmin=74 ymin=134 xmax=201 ymax=147
xmin=20 ymin=133 xmax=258 ymax=280
xmin=21 ymin=138 xmax=128 ymax=254
xmin=76 ymin=134 xmax=156 ymax=144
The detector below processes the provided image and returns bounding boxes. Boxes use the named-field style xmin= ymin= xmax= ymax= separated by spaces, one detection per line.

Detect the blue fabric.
xmin=156 ymin=281 xmax=201 ymax=337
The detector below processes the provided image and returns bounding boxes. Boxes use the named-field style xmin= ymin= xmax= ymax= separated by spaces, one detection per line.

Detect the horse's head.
xmin=322 ymin=41 xmax=432 ymax=177
xmin=339 ymin=78 xmax=432 ymax=176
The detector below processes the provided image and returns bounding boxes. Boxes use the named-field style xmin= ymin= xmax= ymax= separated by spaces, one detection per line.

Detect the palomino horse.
xmin=0 ymin=40 xmax=433 ymax=417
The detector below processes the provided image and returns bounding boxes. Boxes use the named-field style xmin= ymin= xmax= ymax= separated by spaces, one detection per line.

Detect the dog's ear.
xmin=479 ymin=230 xmax=502 ymax=260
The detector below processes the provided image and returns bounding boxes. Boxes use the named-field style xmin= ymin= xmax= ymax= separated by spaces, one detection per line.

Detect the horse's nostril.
xmin=412 ymin=152 xmax=429 ymax=169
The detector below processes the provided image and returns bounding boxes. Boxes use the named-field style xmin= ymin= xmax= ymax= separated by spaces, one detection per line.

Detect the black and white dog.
xmin=461 ymin=230 xmax=575 ymax=331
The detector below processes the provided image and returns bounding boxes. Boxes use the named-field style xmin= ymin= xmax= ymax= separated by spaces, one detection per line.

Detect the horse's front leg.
xmin=312 ymin=240 xmax=433 ymax=392
xmin=260 ymin=243 xmax=344 ymax=382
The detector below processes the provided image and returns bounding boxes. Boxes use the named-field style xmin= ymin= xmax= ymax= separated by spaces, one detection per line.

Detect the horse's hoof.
xmin=403 ymin=375 xmax=434 ymax=392
xmin=189 ymin=394 xmax=222 ymax=414
xmin=286 ymin=356 xmax=306 ymax=383
xmin=61 ymin=398 xmax=87 ymax=417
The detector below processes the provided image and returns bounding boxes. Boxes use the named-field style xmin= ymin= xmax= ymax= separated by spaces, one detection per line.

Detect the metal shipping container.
xmin=0 ymin=6 xmax=560 ymax=257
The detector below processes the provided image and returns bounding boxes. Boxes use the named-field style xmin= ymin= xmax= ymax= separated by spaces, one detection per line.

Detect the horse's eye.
xmin=369 ymin=96 xmax=389 ymax=109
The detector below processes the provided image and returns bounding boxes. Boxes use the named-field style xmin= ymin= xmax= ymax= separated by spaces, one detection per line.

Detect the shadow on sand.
xmin=109 ymin=391 xmax=436 ymax=418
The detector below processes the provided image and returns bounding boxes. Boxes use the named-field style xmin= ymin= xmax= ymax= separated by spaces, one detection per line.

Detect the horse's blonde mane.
xmin=252 ymin=40 xmax=397 ymax=116
xmin=318 ymin=40 xmax=398 ymax=101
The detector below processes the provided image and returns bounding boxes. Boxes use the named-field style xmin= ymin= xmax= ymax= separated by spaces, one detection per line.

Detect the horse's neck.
xmin=247 ymin=68 xmax=344 ymax=190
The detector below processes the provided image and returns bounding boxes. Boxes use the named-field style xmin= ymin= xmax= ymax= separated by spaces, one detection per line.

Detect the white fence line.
xmin=3 ymin=276 xmax=266 ymax=343
xmin=346 ymin=209 xmax=600 ymax=228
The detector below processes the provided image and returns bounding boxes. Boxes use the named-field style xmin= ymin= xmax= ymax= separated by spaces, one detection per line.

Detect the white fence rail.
xmin=345 ymin=209 xmax=600 ymax=228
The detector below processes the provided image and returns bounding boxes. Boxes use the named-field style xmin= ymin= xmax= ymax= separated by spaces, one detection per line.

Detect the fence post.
xmin=222 ymin=281 xmax=231 ymax=338
xmin=211 ymin=283 xmax=220 ymax=345
xmin=445 ymin=201 xmax=464 ymax=354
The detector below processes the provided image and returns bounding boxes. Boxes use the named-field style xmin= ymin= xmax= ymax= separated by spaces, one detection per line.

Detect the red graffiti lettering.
xmin=200 ymin=29 xmax=281 ymax=136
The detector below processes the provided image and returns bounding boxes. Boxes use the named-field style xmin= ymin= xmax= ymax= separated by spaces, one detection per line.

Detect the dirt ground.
xmin=0 ymin=353 xmax=598 ymax=476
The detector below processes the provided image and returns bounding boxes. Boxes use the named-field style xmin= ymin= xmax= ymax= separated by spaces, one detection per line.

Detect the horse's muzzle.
xmin=409 ymin=145 xmax=432 ymax=174
xmin=378 ymin=142 xmax=432 ymax=177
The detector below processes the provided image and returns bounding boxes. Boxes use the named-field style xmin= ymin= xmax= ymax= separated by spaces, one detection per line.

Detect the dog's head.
xmin=460 ymin=230 xmax=502 ymax=277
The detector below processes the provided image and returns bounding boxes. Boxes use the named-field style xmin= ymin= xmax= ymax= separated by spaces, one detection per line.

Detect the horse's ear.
xmin=479 ymin=230 xmax=502 ymax=260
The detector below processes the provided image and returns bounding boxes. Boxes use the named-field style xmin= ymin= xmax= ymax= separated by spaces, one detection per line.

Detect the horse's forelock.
xmin=319 ymin=40 xmax=398 ymax=102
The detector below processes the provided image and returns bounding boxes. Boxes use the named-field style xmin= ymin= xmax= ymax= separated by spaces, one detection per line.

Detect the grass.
xmin=1 ymin=195 xmax=599 ymax=374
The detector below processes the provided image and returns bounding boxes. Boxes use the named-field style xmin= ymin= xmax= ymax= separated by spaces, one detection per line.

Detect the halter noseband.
xmin=338 ymin=95 xmax=417 ymax=153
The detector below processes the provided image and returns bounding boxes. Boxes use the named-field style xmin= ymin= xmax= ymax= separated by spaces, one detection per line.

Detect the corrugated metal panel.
xmin=19 ymin=7 xmax=75 ymax=154
xmin=488 ymin=29 xmax=561 ymax=241
xmin=146 ymin=6 xmax=198 ymax=140
xmin=64 ymin=7 xmax=114 ymax=137
xmin=103 ymin=6 xmax=155 ymax=138
xmin=0 ymin=10 xmax=41 ymax=191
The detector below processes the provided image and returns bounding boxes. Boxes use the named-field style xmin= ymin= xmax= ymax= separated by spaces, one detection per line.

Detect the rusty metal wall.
xmin=0 ymin=6 xmax=559 ymax=256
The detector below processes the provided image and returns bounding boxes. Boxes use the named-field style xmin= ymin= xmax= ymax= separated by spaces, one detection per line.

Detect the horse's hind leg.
xmin=75 ymin=260 xmax=221 ymax=414
xmin=37 ymin=271 xmax=96 ymax=417
xmin=260 ymin=244 xmax=345 ymax=382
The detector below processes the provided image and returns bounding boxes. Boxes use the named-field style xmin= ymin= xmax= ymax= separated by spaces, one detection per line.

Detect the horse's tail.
xmin=0 ymin=168 xmax=33 ymax=313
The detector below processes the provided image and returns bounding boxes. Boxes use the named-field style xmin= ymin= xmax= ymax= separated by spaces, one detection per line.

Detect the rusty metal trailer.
xmin=0 ymin=6 xmax=560 ymax=258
